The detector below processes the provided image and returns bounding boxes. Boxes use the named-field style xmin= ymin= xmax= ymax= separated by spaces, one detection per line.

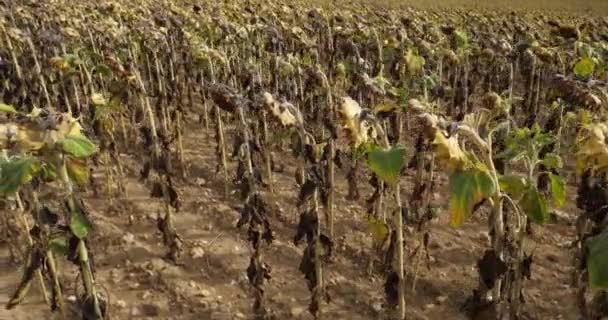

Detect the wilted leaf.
xmin=574 ymin=57 xmax=595 ymax=78
xmin=576 ymin=123 xmax=608 ymax=175
xmin=340 ymin=97 xmax=378 ymax=148
xmin=91 ymin=93 xmax=107 ymax=106
xmin=340 ymin=96 xmax=362 ymax=120
xmin=433 ymin=130 xmax=468 ymax=173
xmin=449 ymin=168 xmax=495 ymax=227
xmin=66 ymin=157 xmax=90 ymax=185
xmin=498 ymin=174 xmax=528 ymax=200
xmin=368 ymin=145 xmax=406 ymax=186
xmin=403 ymin=49 xmax=425 ymax=74
xmin=549 ymin=173 xmax=566 ymax=208
xmin=0 ymin=157 xmax=40 ymax=195
xmin=373 ymin=101 xmax=399 ymax=114
xmin=541 ymin=153 xmax=563 ymax=170
xmin=587 ymin=231 xmax=608 ymax=288
xmin=454 ymin=30 xmax=468 ymax=49
xmin=520 ymin=186 xmax=548 ymax=224
xmin=62 ymin=135 xmax=97 ymax=158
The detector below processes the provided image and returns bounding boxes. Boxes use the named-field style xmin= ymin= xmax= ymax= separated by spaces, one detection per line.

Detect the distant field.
xmin=319 ymin=0 xmax=608 ymax=15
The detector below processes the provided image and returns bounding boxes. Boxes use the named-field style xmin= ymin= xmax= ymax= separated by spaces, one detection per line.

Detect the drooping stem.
xmin=261 ymin=111 xmax=274 ymax=193
xmin=15 ymin=194 xmax=50 ymax=306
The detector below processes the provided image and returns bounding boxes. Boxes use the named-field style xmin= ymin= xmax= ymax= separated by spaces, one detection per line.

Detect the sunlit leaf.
xmin=0 ymin=103 xmax=17 ymax=113
xmin=540 ymin=153 xmax=563 ymax=170
xmin=574 ymin=57 xmax=595 ymax=78
xmin=368 ymin=145 xmax=406 ymax=186
xmin=433 ymin=130 xmax=468 ymax=173
xmin=576 ymin=123 xmax=608 ymax=175
xmin=61 ymin=135 xmax=97 ymax=158
xmin=549 ymin=173 xmax=566 ymax=208
xmin=449 ymin=168 xmax=495 ymax=227
xmin=403 ymin=49 xmax=425 ymax=74
xmin=498 ymin=174 xmax=528 ymax=200
xmin=587 ymin=231 xmax=608 ymax=288
xmin=519 ymin=186 xmax=548 ymax=224
xmin=91 ymin=93 xmax=107 ymax=107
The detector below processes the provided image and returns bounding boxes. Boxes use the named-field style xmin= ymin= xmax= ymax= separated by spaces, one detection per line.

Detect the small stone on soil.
xmin=290 ymin=306 xmax=306 ymax=317
xmin=115 ymin=300 xmax=127 ymax=309
xmin=436 ymin=295 xmax=448 ymax=304
xmin=191 ymin=246 xmax=205 ymax=259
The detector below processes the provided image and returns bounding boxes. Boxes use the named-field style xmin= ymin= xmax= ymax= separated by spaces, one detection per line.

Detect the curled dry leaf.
xmin=0 ymin=112 xmax=85 ymax=152
xmin=576 ymin=123 xmax=608 ymax=175
xmin=339 ymin=97 xmax=377 ymax=148
xmin=262 ymin=92 xmax=303 ymax=128
xmin=433 ymin=128 xmax=468 ymax=173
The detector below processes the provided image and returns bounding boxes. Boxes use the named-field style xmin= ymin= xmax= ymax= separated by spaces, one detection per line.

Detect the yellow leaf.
xmin=66 ymin=157 xmax=90 ymax=185
xmin=576 ymin=123 xmax=608 ymax=175
xmin=91 ymin=93 xmax=107 ymax=106
xmin=433 ymin=129 xmax=468 ymax=173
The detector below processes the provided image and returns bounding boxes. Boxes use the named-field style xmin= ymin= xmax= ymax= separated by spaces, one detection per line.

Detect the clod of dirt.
xmin=122 ymin=232 xmax=136 ymax=245
xmin=130 ymin=303 xmax=161 ymax=317
xmin=290 ymin=306 xmax=306 ymax=317
xmin=371 ymin=301 xmax=383 ymax=313
xmin=436 ymin=295 xmax=448 ymax=304
xmin=198 ymin=288 xmax=213 ymax=298
xmin=114 ymin=300 xmax=127 ymax=309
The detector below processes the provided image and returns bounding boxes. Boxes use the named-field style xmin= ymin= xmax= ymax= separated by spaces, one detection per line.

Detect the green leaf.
xmin=48 ymin=238 xmax=67 ymax=255
xmin=540 ymin=153 xmax=563 ymax=170
xmin=70 ymin=207 xmax=92 ymax=240
xmin=549 ymin=173 xmax=566 ymax=208
xmin=588 ymin=231 xmax=608 ymax=288
xmin=449 ymin=168 xmax=496 ymax=227
xmin=574 ymin=57 xmax=595 ymax=78
xmin=61 ymin=135 xmax=97 ymax=158
xmin=498 ymin=174 xmax=528 ymax=200
xmin=0 ymin=103 xmax=17 ymax=113
xmin=367 ymin=145 xmax=406 ymax=186
xmin=520 ymin=186 xmax=548 ymax=224
xmin=0 ymin=157 xmax=40 ymax=196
